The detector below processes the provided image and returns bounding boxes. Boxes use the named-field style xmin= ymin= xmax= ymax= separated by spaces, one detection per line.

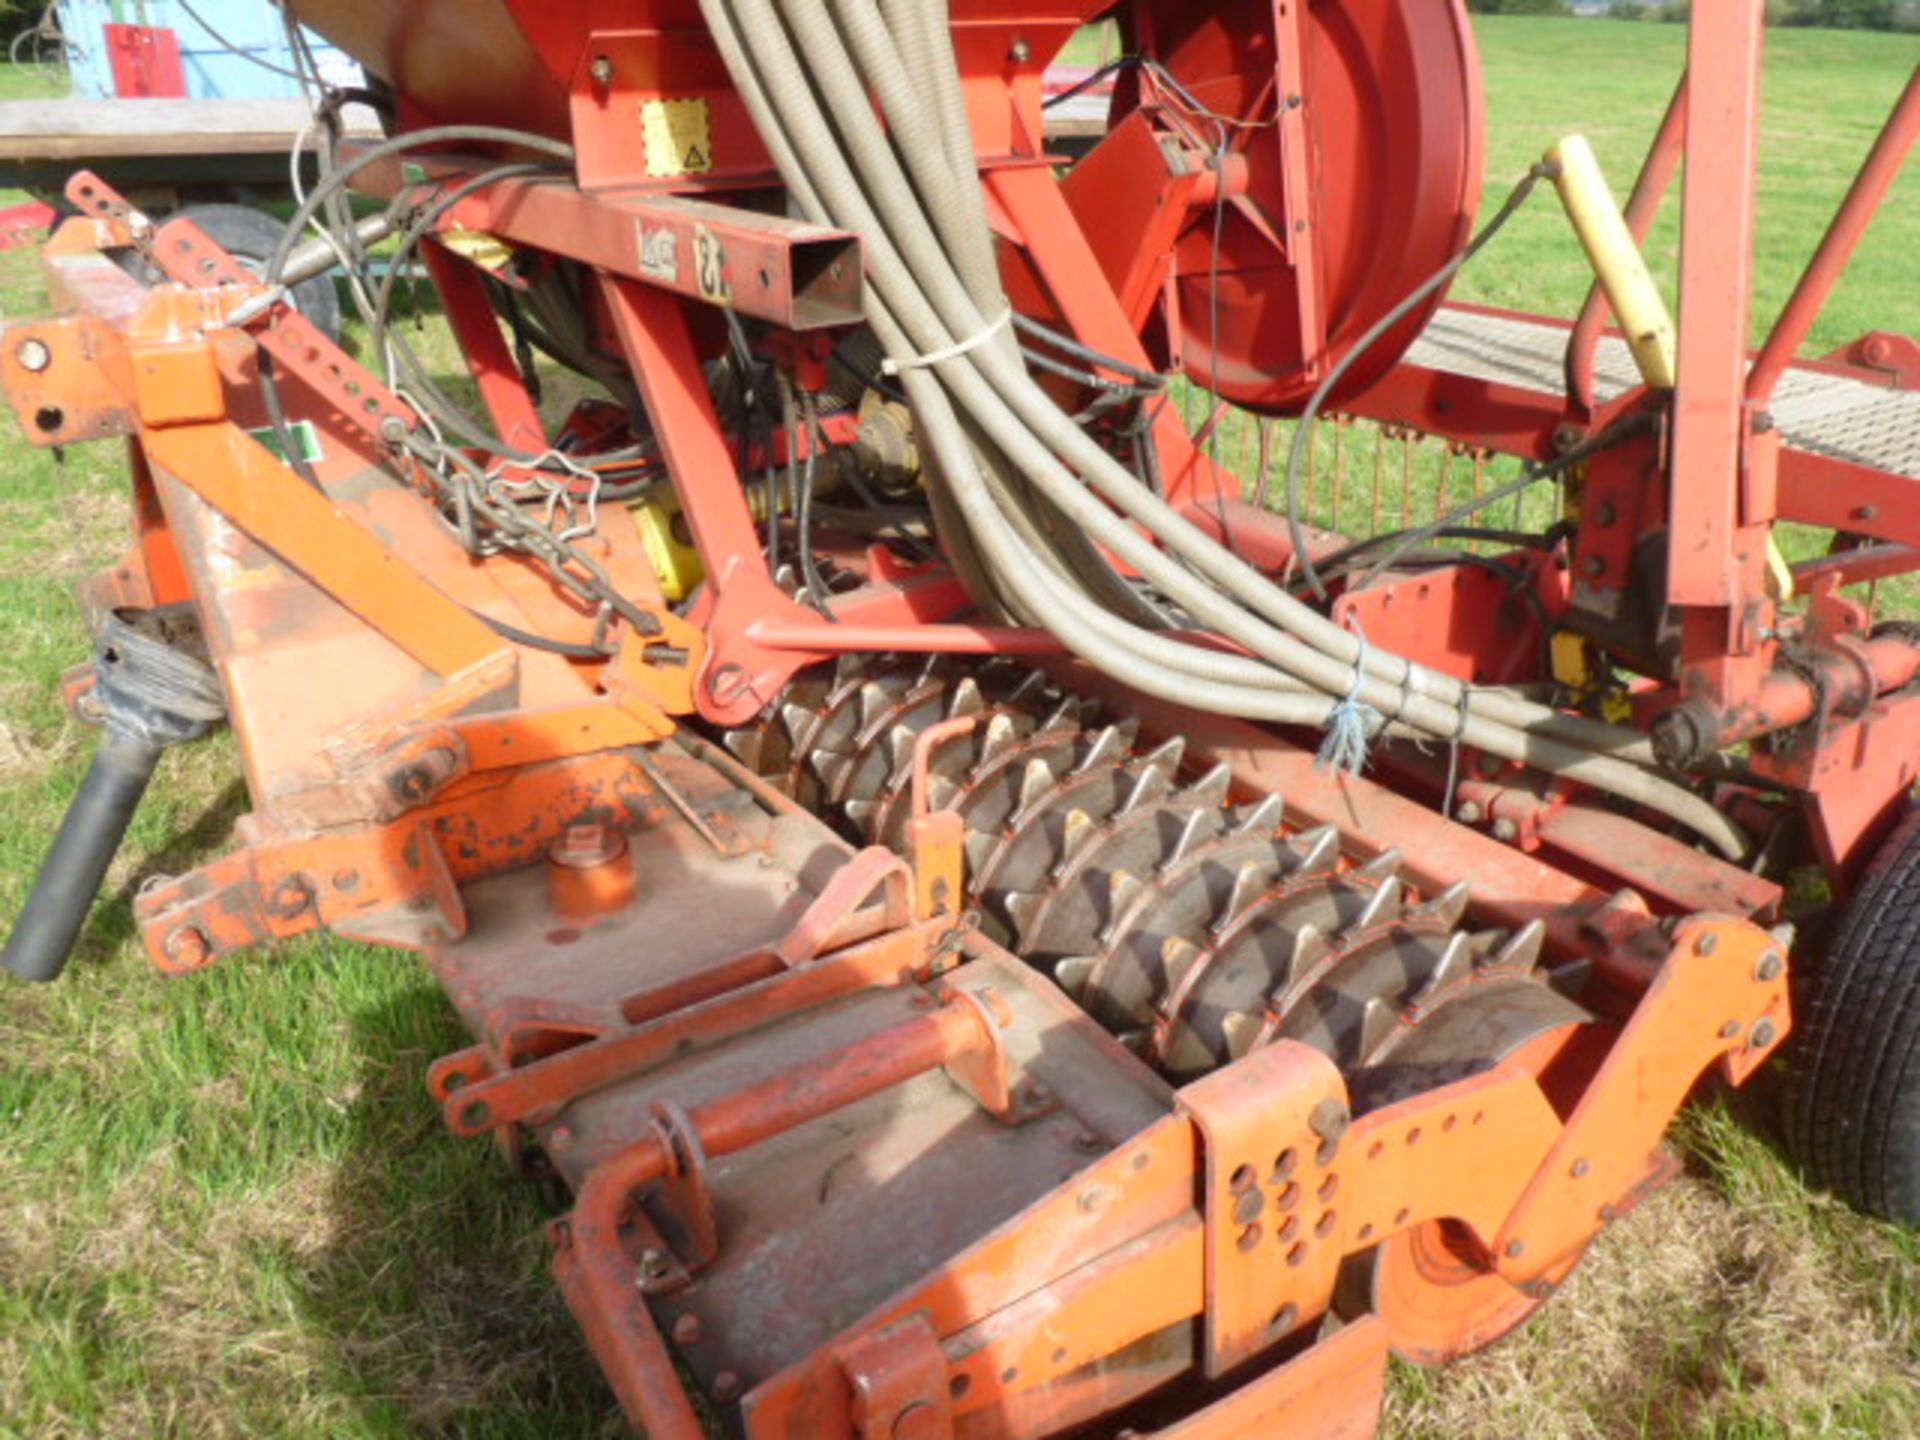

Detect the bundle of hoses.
xmin=699 ymin=0 xmax=1745 ymax=859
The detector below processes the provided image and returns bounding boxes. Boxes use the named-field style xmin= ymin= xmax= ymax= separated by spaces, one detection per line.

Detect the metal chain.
xmin=396 ymin=429 xmax=662 ymax=641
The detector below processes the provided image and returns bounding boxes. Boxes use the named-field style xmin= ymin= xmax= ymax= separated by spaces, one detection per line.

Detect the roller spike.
xmin=887 ymin=724 xmax=920 ymax=774
xmin=1358 ymin=995 xmax=1401 ymax=1060
xmin=1411 ymin=933 xmax=1474 ymax=1010
xmin=1077 ymin=724 xmax=1129 ymax=773
xmin=947 ymin=675 xmax=986 ymax=718
xmin=1161 ymin=811 xmax=1213 ymax=872
xmin=981 ymin=711 xmax=1020 ymax=761
xmin=1119 ymin=762 xmax=1174 ymax=816
xmin=779 ymin=703 xmax=815 ymax=744
xmin=1291 ymin=824 xmax=1342 ymax=877
xmin=1003 ymin=890 xmax=1046 ymax=943
xmin=1005 ymin=669 xmax=1049 ymax=705
xmin=722 ymin=729 xmax=765 ymax=766
xmin=1105 ymin=870 xmax=1148 ymax=927
xmin=1018 ymin=757 xmax=1059 ymax=810
xmin=1222 ymin=862 xmax=1271 ymax=927
xmin=857 ymin=681 xmax=892 ymax=729
xmin=1161 ymin=935 xmax=1204 ymax=990
xmin=1039 ymin=697 xmax=1079 ymax=734
xmin=1054 ymin=955 xmax=1096 ymax=998
xmin=1281 ymin=923 xmax=1331 ymax=992
xmin=1486 ymin=918 xmax=1547 ymax=976
xmin=1413 ymin=881 xmax=1472 ymax=930
xmin=1185 ymin=763 xmax=1232 ymax=805
xmin=843 ymin=798 xmax=881 ymax=829
xmin=1234 ymin=794 xmax=1285 ymax=837
xmin=1352 ymin=874 xmax=1403 ymax=933
xmin=1060 ymin=809 xmax=1098 ymax=865
xmin=833 ymin=654 xmax=865 ymax=685
xmin=1114 ymin=1028 xmax=1152 ymax=1057
xmin=926 ymin=775 xmax=961 ymax=811
xmin=1220 ymin=1009 xmax=1263 ymax=1061
xmin=1355 ymin=849 xmax=1402 ymax=883
xmin=811 ymin=750 xmax=855 ymax=797
xmin=1139 ymin=736 xmax=1186 ymax=775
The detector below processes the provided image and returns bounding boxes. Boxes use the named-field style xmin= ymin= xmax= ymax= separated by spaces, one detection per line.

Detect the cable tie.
xmin=1316 ymin=618 xmax=1383 ymax=776
xmin=880 ymin=308 xmax=1013 ymax=376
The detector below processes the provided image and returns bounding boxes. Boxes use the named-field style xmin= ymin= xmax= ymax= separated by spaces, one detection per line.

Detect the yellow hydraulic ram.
xmin=1547 ymin=134 xmax=1677 ymax=389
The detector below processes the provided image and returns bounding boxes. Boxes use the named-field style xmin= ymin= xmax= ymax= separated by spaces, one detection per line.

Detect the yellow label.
xmin=640 ymin=97 xmax=714 ymax=177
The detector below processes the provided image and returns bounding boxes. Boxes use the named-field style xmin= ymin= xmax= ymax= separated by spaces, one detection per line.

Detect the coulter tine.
xmin=1488 ymin=918 xmax=1548 ymax=976
xmin=1292 ymin=824 xmax=1341 ymax=876
xmin=1039 ymin=697 xmax=1079 ymax=734
xmin=1415 ymin=880 xmax=1471 ymax=930
xmin=780 ymin=703 xmax=815 ymax=744
xmin=1079 ymin=724 xmax=1129 ymax=772
xmin=1053 ymin=954 xmax=1096 ymax=998
xmin=948 ymin=675 xmax=986 ymax=718
xmin=1140 ymin=736 xmax=1187 ymax=775
xmin=857 ymin=681 xmax=892 ymax=729
xmin=1235 ymin=794 xmax=1284 ymax=836
xmin=1161 ymin=934 xmax=1204 ymax=989
xmin=981 ymin=711 xmax=1020 ymax=761
xmin=1357 ymin=995 xmax=1400 ymax=1061
xmin=1355 ymin=848 xmax=1402 ymax=883
xmin=1220 ymin=1008 xmax=1262 ymax=1060
xmin=1353 ymin=874 xmax=1403 ymax=932
xmin=1186 ymin=763 xmax=1232 ymax=805
xmin=1018 ymin=757 xmax=1059 ymax=810
xmin=1060 ymin=808 xmax=1098 ymax=865
xmin=1413 ymin=932 xmax=1474 ymax=1008
xmin=1223 ymin=861 xmax=1270 ymax=926
xmin=1162 ymin=810 xmax=1212 ymax=871
xmin=1003 ymin=890 xmax=1046 ymax=943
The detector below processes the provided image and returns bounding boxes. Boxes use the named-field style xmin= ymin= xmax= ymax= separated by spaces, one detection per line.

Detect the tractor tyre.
xmin=1784 ymin=803 xmax=1920 ymax=1224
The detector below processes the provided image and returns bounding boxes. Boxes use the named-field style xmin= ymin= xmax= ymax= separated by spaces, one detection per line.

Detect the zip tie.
xmin=1316 ymin=617 xmax=1384 ymax=775
xmin=880 ymin=308 xmax=1013 ymax=376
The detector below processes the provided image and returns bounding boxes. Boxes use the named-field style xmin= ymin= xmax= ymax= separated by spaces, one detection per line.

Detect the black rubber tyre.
xmin=139 ymin=203 xmax=342 ymax=344
xmin=1784 ymin=803 xmax=1920 ymax=1224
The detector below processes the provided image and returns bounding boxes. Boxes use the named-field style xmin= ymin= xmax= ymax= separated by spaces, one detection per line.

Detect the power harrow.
xmin=1 ymin=1 xmax=1917 ymax=1434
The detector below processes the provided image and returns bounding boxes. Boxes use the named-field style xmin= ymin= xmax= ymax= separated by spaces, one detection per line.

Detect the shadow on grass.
xmin=298 ymin=975 xmax=630 ymax=1438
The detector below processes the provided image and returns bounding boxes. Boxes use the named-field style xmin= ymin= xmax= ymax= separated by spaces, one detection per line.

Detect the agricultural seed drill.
xmin=2 ymin=1 xmax=1917 ymax=1433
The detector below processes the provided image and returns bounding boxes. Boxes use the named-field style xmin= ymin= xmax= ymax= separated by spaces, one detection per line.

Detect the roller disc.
xmin=1131 ymin=0 xmax=1483 ymax=412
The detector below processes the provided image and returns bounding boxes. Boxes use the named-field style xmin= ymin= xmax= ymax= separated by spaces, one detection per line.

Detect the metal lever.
xmin=2 ymin=611 xmax=223 ymax=983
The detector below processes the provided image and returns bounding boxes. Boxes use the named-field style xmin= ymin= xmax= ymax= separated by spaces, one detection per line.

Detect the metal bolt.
xmin=1504 ymin=1238 xmax=1526 ymax=1258
xmin=638 ymin=1248 xmax=670 ymax=1283
xmin=712 ymin=1370 xmax=742 ymax=1402
xmin=15 ymin=338 xmax=50 ymax=373
xmin=548 ymin=1125 xmax=575 ymax=1151
xmin=164 ymin=926 xmax=211 ymax=968
xmin=1695 ymin=931 xmax=1719 ymax=957
xmin=1308 ymin=1096 xmax=1350 ymax=1144
xmin=1273 ymin=1302 xmax=1299 ymax=1332
xmin=1852 ymin=504 xmax=1879 ymax=522
xmin=590 ymin=54 xmax=615 ymax=87
xmin=672 ymin=1313 xmax=702 ymax=1345
xmin=1755 ymin=951 xmax=1784 ymax=982
xmin=1570 ymin=1158 xmax=1591 ymax=1179
xmin=1599 ymin=1203 xmax=1619 ymax=1222
xmin=550 ymin=823 xmax=626 ymax=869
xmin=1719 ymin=1020 xmax=1742 ymax=1039
xmin=707 ymin=663 xmax=753 ymax=702
xmin=1455 ymin=801 xmax=1483 ymax=825
xmin=1491 ymin=817 xmax=1520 ymax=842
xmin=1008 ymin=37 xmax=1031 ymax=61
xmin=1591 ymin=501 xmax=1616 ymax=528
xmin=1580 ymin=553 xmax=1606 ymax=578
xmin=1750 ymin=1017 xmax=1778 ymax=1048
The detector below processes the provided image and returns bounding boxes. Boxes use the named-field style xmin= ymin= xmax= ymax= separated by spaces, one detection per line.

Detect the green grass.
xmin=3 ymin=17 xmax=1920 ymax=1439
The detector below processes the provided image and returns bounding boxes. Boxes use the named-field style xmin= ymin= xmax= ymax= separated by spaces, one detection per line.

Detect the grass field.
xmin=2 ymin=16 xmax=1919 ymax=1440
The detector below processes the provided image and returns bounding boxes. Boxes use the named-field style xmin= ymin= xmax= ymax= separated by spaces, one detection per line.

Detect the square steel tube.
xmin=354 ymin=153 xmax=864 ymax=329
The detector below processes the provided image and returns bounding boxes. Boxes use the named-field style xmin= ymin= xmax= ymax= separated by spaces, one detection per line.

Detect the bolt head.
xmin=549 ymin=823 xmax=628 ymax=869
xmin=1505 ymin=1238 xmax=1526 ymax=1258
xmin=671 ymin=1313 xmax=702 ymax=1345
xmin=163 ymin=926 xmax=212 ymax=968
xmin=1750 ymin=1017 xmax=1778 ymax=1048
xmin=712 ymin=1370 xmax=742 ymax=1402
xmin=1696 ymin=931 xmax=1720 ymax=957
xmin=15 ymin=337 xmax=50 ymax=373
xmin=1755 ymin=951 xmax=1784 ymax=982
xmin=1491 ymin=817 xmax=1520 ymax=842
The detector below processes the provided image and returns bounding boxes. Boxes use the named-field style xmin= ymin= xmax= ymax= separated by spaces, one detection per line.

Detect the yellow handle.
xmin=1547 ymin=135 xmax=1677 ymax=390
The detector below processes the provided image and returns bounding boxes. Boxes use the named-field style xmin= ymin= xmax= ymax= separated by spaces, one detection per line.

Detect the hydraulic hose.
xmin=701 ymin=0 xmax=1741 ymax=857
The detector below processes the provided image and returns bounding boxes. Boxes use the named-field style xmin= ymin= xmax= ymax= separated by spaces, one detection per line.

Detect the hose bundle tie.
xmin=881 ymin=307 xmax=1014 ymax=375
xmin=1316 ymin=618 xmax=1383 ymax=775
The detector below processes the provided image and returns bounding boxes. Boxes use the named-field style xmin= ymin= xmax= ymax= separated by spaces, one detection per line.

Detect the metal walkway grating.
xmin=1407 ymin=306 xmax=1920 ymax=481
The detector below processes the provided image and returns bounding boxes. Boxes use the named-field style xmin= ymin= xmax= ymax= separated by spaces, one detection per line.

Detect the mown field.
xmin=1 ymin=16 xmax=1918 ymax=1440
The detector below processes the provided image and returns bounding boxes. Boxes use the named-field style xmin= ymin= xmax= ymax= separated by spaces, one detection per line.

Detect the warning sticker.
xmin=640 ymin=97 xmax=715 ymax=177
